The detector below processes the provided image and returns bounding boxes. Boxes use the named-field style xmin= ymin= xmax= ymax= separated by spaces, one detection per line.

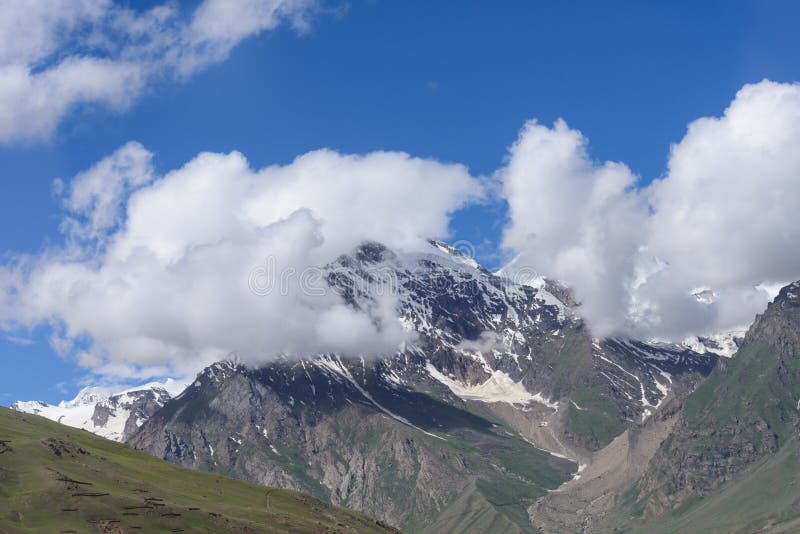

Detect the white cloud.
xmin=189 ymin=0 xmax=317 ymax=47
xmin=61 ymin=141 xmax=155 ymax=240
xmin=647 ymin=80 xmax=800 ymax=287
xmin=3 ymin=72 xmax=797 ymax=375
xmin=501 ymin=119 xmax=649 ymax=336
xmin=0 ymin=0 xmax=109 ymax=65
xmin=0 ymin=0 xmax=322 ymax=143
xmin=637 ymin=80 xmax=800 ymax=338
xmin=0 ymin=143 xmax=480 ymax=379
xmin=500 ymin=80 xmax=800 ymax=340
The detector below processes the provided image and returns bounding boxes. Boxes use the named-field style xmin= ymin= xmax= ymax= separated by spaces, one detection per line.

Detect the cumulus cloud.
xmin=0 ymin=143 xmax=480 ymax=379
xmin=501 ymin=119 xmax=649 ymax=336
xmin=647 ymin=81 xmax=800 ymax=287
xmin=3 ymin=75 xmax=797 ymax=377
xmin=59 ymin=141 xmax=155 ymax=241
xmin=500 ymin=80 xmax=800 ymax=341
xmin=0 ymin=0 xmax=322 ymax=143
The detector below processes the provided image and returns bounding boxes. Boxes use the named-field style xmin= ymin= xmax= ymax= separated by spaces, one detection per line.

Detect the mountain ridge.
xmin=528 ymin=279 xmax=800 ymax=533
xmin=12 ymin=239 xmax=768 ymax=532
xmin=122 ymin=240 xmax=721 ymax=531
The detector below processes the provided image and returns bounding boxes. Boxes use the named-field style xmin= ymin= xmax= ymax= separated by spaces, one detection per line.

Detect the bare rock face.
xmin=130 ymin=359 xmax=572 ymax=530
xmin=128 ymin=240 xmax=720 ymax=531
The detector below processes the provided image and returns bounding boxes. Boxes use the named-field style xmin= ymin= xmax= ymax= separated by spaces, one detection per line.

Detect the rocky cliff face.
xmin=131 ymin=359 xmax=578 ymax=532
xmin=627 ymin=280 xmax=800 ymax=518
xmin=128 ymin=240 xmax=719 ymax=531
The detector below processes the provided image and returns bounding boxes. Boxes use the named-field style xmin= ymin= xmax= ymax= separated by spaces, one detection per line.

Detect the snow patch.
xmin=430 ymin=240 xmax=481 ymax=270
xmin=682 ymin=330 xmax=745 ymax=358
xmin=571 ymin=463 xmax=588 ymax=482
xmin=426 ymin=363 xmax=558 ymax=409
xmin=570 ymin=400 xmax=585 ymax=411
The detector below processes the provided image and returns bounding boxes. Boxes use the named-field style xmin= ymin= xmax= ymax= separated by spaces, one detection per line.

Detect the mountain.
xmin=12 ymin=379 xmax=187 ymax=442
xmin=132 ymin=358 xmax=577 ymax=533
xmin=0 ymin=406 xmax=395 ymax=533
xmin=618 ymin=280 xmax=800 ymax=528
xmin=126 ymin=240 xmax=720 ymax=532
xmin=682 ymin=330 xmax=746 ymax=358
xmin=526 ymin=280 xmax=800 ymax=533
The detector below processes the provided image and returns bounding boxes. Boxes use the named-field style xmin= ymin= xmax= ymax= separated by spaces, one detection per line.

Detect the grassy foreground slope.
xmin=632 ymin=436 xmax=800 ymax=533
xmin=0 ymin=407 xmax=395 ymax=533
xmin=605 ymin=435 xmax=800 ymax=533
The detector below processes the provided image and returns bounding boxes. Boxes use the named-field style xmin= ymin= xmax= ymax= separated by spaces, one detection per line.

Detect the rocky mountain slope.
xmin=125 ymin=240 xmax=721 ymax=531
xmin=622 ymin=280 xmax=800 ymax=525
xmin=527 ymin=280 xmax=800 ymax=533
xmin=0 ymin=406 xmax=395 ymax=533
xmin=12 ymin=380 xmax=186 ymax=442
xmin=132 ymin=358 xmax=576 ymax=532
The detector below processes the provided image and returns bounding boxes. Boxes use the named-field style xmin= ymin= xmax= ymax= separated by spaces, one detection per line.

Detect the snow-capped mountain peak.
xmin=681 ymin=330 xmax=746 ymax=358
xmin=57 ymin=386 xmax=113 ymax=409
xmin=12 ymin=379 xmax=189 ymax=442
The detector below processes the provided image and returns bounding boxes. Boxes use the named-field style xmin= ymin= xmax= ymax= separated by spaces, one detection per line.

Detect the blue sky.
xmin=1 ymin=0 xmax=799 ymax=404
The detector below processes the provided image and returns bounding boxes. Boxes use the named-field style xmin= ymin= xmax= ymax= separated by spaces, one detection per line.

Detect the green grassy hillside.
xmin=620 ymin=437 xmax=800 ymax=533
xmin=609 ymin=281 xmax=800 ymax=532
xmin=0 ymin=407 xmax=396 ymax=533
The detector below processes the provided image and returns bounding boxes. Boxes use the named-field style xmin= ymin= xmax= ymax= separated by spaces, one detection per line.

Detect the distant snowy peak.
xmin=681 ymin=330 xmax=746 ymax=358
xmin=11 ymin=379 xmax=188 ymax=442
xmin=58 ymin=386 xmax=113 ymax=409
